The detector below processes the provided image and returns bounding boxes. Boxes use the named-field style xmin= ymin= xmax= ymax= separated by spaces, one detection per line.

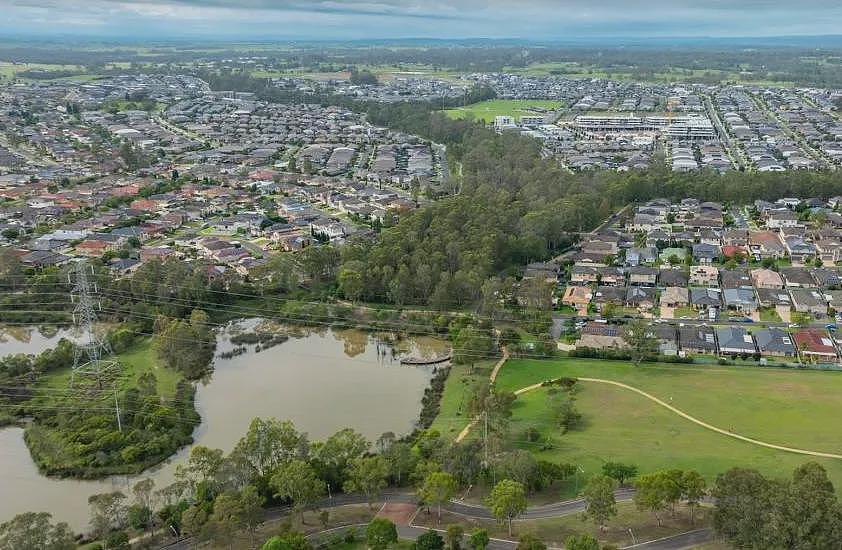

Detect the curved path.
xmin=513 ymin=378 xmax=842 ymax=460
xmin=455 ymin=347 xmax=509 ymax=443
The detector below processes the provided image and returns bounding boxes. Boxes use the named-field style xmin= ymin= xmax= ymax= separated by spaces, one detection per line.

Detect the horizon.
xmin=4 ymin=0 xmax=842 ymax=42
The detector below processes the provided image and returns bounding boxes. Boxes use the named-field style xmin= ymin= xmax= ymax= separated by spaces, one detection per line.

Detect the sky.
xmin=2 ymin=0 xmax=842 ymax=41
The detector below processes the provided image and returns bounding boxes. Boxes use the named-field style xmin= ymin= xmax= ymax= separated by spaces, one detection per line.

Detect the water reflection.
xmin=0 ymin=320 xmax=450 ymax=531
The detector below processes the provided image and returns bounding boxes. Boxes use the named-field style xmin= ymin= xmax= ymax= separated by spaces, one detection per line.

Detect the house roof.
xmin=678 ymin=326 xmax=717 ymax=351
xmin=793 ymin=329 xmax=837 ymax=355
xmin=715 ymin=327 xmax=756 ymax=353
xmin=754 ymin=328 xmax=795 ymax=354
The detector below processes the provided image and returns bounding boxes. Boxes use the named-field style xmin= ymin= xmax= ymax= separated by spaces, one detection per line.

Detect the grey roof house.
xmin=716 ymin=327 xmax=756 ymax=355
xmin=753 ymin=328 xmax=796 ymax=357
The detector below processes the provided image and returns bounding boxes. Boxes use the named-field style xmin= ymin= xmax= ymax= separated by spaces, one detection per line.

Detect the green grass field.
xmin=35 ymin=337 xmax=181 ymax=398
xmin=443 ymin=99 xmax=563 ymax=123
xmin=491 ymin=357 xmax=842 ymax=487
xmin=429 ymin=360 xmax=494 ymax=437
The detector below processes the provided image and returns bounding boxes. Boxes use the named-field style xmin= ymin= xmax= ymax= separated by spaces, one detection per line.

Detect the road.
xmin=624 ymin=528 xmax=712 ymax=550
xmin=158 ymin=489 xmax=714 ymax=550
xmin=702 ymin=94 xmax=746 ymax=171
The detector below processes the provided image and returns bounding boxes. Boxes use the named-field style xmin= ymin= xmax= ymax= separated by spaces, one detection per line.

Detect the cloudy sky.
xmin=3 ymin=0 xmax=842 ymax=41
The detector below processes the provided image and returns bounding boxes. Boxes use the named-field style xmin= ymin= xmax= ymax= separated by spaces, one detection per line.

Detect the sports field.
xmin=443 ymin=99 xmax=563 ymax=123
xmin=488 ymin=357 xmax=842 ymax=486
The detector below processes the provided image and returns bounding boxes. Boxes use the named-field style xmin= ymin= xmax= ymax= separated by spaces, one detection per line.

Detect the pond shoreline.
xmin=0 ymin=320 xmax=451 ymax=531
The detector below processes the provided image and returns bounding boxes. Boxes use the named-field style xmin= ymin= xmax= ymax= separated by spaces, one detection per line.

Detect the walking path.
xmin=455 ymin=347 xmax=509 ymax=443
xmin=513 ymin=378 xmax=842 ymax=460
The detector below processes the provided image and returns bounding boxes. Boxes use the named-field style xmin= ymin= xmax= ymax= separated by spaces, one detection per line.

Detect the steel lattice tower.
xmin=69 ymin=261 xmax=119 ymax=388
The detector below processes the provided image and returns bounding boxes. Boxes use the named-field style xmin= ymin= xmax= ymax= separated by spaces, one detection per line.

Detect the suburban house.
xmin=789 ymin=288 xmax=827 ymax=317
xmin=523 ymin=262 xmax=562 ymax=283
xmin=749 ymin=231 xmax=785 ymax=259
xmin=792 ymin=329 xmax=838 ymax=362
xmin=562 ymin=286 xmax=593 ymax=310
xmin=626 ymin=246 xmax=657 ymax=266
xmin=661 ymin=286 xmax=689 ymax=308
xmin=716 ymin=327 xmax=756 ymax=355
xmin=689 ymin=265 xmax=719 ymax=287
xmin=628 ymin=266 xmax=658 ymax=286
xmin=780 ymin=267 xmax=815 ymax=288
xmin=691 ymin=287 xmax=722 ymax=310
xmin=723 ymin=288 xmax=758 ymax=313
xmin=812 ymin=268 xmax=842 ymax=289
xmin=753 ymin=328 xmax=796 ymax=358
xmin=658 ymin=268 xmax=689 ymax=287
xmin=592 ymin=286 xmax=627 ymax=311
xmin=597 ymin=267 xmax=625 ymax=286
xmin=692 ymin=243 xmax=720 ymax=265
xmin=654 ymin=325 xmax=679 ymax=356
xmin=570 ymin=266 xmax=599 ymax=285
xmin=626 ymin=286 xmax=657 ymax=311
xmin=576 ymin=323 xmax=627 ymax=349
xmin=719 ymin=269 xmax=752 ymax=290
xmin=678 ymin=326 xmax=718 ymax=355
xmin=751 ymin=268 xmax=784 ymax=290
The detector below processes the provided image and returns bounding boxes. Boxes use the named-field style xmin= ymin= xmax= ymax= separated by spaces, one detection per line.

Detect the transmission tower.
xmin=69 ymin=261 xmax=119 ymax=389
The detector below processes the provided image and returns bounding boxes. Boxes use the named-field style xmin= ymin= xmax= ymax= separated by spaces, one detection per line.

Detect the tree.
xmin=270 ymin=460 xmax=325 ymax=523
xmin=104 ymin=530 xmax=130 ymax=550
xmin=681 ymin=470 xmax=706 ymax=525
xmin=180 ymin=505 xmax=209 ymax=538
xmin=711 ymin=468 xmax=773 ymax=547
xmin=88 ymin=491 xmax=127 ymax=540
xmin=0 ymin=512 xmax=75 ymax=550
xmin=234 ymin=418 xmax=309 ymax=480
xmin=468 ymin=529 xmax=489 ymax=550
xmin=582 ymin=475 xmax=617 ymax=531
xmin=262 ymin=532 xmax=312 ymax=550
xmin=624 ymin=320 xmax=657 ymax=365
xmin=486 ymin=479 xmax=527 ymax=536
xmin=175 ymin=446 xmax=225 ymax=491
xmin=564 ymin=534 xmax=600 ymax=550
xmin=239 ymin=485 xmax=266 ymax=546
xmin=154 ymin=310 xmax=215 ymax=379
xmin=343 ymin=456 xmax=389 ymax=508
xmin=131 ymin=478 xmax=155 ymax=535
xmin=366 ymin=518 xmax=398 ymax=550
xmin=446 ymin=525 xmax=464 ymax=550
xmin=209 ymin=492 xmax=245 ymax=549
xmin=634 ymin=473 xmax=670 ymax=527
xmin=415 ymin=530 xmax=445 ymax=550
xmin=420 ymin=471 xmax=459 ymax=523
xmin=516 ymin=533 xmax=546 ymax=550
xmin=602 ymin=462 xmax=638 ymax=486
xmin=338 ymin=262 xmax=365 ymax=302
xmin=384 ymin=441 xmax=416 ymax=485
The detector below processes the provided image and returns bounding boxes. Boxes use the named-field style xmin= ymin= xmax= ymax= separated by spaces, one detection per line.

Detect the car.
xmin=826 ymin=324 xmax=838 ymax=332
xmin=788 ymin=323 xmax=800 ymax=328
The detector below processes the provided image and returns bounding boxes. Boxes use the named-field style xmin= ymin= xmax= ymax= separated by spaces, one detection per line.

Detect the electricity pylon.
xmin=69 ymin=261 xmax=119 ymax=390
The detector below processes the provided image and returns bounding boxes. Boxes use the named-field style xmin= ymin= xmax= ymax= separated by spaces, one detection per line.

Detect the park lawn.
xmin=494 ymin=357 xmax=842 ymax=486
xmin=34 ymin=337 xmax=182 ymax=398
xmin=443 ymin=100 xmax=563 ymax=123
xmin=223 ymin=503 xmax=381 ymax=550
xmin=430 ymin=360 xmax=494 ymax=437
xmin=413 ymin=502 xmax=711 ymax=549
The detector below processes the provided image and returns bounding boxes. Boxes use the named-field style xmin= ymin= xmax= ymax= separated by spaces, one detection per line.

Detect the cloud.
xmin=2 ymin=0 xmax=842 ymax=39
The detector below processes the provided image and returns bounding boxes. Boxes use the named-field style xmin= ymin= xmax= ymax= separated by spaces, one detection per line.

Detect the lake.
xmin=0 ymin=320 xmax=449 ymax=532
